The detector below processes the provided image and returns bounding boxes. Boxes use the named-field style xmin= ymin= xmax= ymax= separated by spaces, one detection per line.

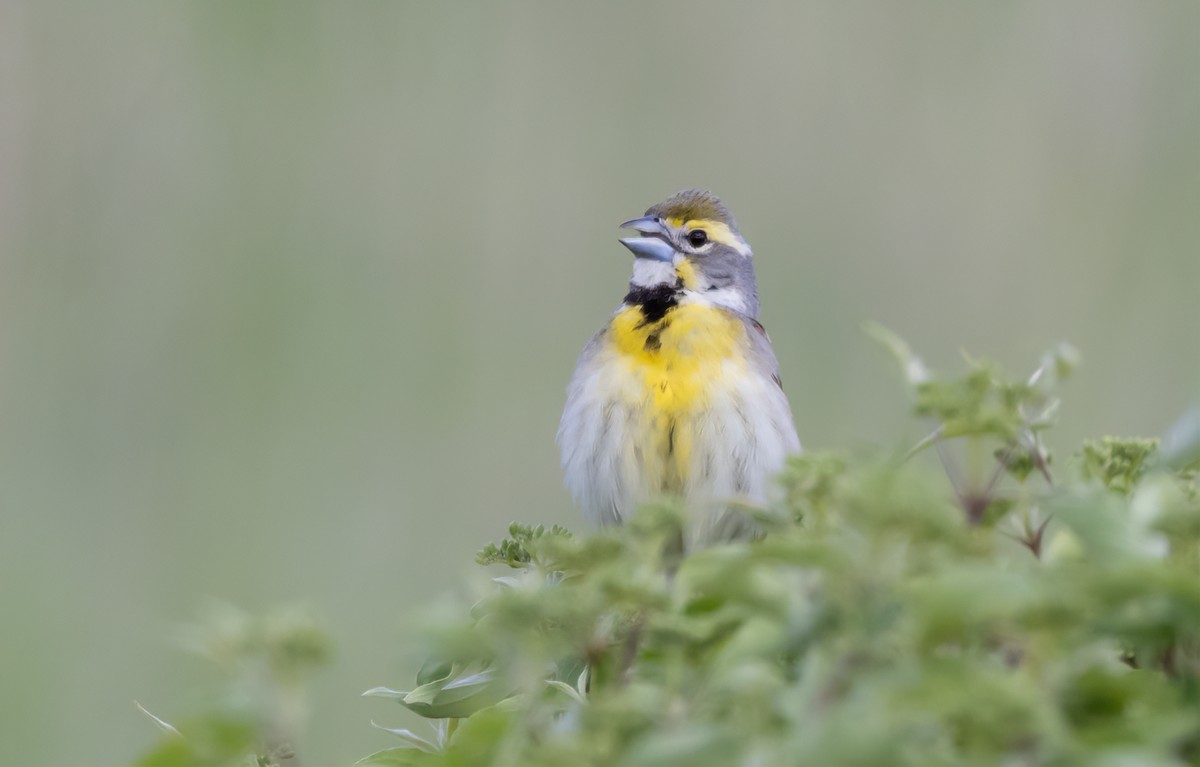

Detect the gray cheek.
xmin=704 ymin=272 xmax=734 ymax=290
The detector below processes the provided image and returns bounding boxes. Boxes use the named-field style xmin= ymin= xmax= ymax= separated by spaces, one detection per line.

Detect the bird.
xmin=557 ymin=189 xmax=801 ymax=545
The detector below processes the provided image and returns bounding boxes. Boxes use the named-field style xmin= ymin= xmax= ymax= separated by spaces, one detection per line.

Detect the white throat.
xmin=629 ymin=259 xmax=677 ymax=288
xmin=681 ymin=287 xmax=751 ymax=315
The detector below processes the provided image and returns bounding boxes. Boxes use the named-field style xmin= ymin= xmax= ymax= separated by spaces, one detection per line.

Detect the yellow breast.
xmin=607 ymin=303 xmax=746 ymax=493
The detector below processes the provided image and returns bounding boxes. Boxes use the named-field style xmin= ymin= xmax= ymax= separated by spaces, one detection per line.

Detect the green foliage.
xmin=355 ymin=334 xmax=1200 ymax=766
xmin=475 ymin=523 xmax=574 ymax=568
xmin=133 ymin=604 xmax=331 ymax=767
xmin=131 ymin=333 xmax=1200 ymax=767
xmin=778 ymin=451 xmax=847 ymax=525
xmin=354 ymin=748 xmax=439 ymax=767
xmin=1080 ymin=437 xmax=1161 ymax=495
xmin=357 ymin=448 xmax=1200 ymax=765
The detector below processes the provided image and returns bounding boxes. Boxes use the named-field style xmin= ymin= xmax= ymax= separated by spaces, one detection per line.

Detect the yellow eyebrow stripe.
xmin=665 ymin=217 xmax=745 ymax=251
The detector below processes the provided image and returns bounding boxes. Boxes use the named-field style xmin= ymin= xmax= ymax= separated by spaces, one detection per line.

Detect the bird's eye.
xmin=687 ymin=229 xmax=708 ymax=247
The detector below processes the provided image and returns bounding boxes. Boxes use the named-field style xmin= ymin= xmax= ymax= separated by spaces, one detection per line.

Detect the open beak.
xmin=618 ymin=216 xmax=675 ymax=262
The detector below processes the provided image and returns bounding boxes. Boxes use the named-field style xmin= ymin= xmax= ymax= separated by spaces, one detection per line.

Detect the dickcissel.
xmin=558 ymin=189 xmax=801 ymax=544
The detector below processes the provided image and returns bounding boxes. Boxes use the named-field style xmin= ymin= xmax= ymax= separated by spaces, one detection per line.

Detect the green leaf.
xmin=135 ymin=701 xmax=182 ymax=737
xmin=476 ymin=523 xmax=574 ymax=568
xmin=416 ymin=658 xmax=455 ymax=687
xmin=545 ymin=679 xmax=586 ymax=704
xmin=397 ymin=669 xmax=506 ymax=719
xmin=439 ymin=702 xmax=515 ymax=766
xmin=362 ymin=686 xmax=407 ymax=700
xmin=352 ymin=747 xmax=439 ymax=767
xmin=1079 ymin=437 xmax=1159 ymax=495
xmin=622 ymin=726 xmax=740 ymax=767
xmin=862 ymin=321 xmax=930 ymax=385
xmin=1033 ymin=342 xmax=1081 ymax=387
xmin=370 ymin=722 xmax=442 ymax=753
xmin=1048 ymin=487 xmax=1166 ymax=562
xmin=131 ymin=714 xmax=259 ymax=767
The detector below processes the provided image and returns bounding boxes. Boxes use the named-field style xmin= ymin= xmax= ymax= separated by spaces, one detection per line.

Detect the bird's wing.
xmin=557 ymin=325 xmax=629 ymax=527
xmin=744 ymin=317 xmax=785 ymax=388
xmin=740 ymin=314 xmax=802 ymax=453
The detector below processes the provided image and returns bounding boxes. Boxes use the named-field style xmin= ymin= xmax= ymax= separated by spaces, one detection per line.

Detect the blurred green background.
xmin=1 ymin=2 xmax=1196 ymax=765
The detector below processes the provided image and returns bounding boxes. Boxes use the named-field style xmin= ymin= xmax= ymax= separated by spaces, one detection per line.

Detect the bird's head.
xmin=619 ymin=189 xmax=759 ymax=317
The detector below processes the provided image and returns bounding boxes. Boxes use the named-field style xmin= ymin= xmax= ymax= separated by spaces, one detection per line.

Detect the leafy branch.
xmin=130 ymin=332 xmax=1200 ymax=767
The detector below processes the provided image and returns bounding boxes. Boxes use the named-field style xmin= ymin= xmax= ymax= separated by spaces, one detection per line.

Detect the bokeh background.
xmin=1 ymin=2 xmax=1197 ymax=765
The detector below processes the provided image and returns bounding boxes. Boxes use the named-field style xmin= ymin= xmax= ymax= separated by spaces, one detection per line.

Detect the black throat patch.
xmin=624 ymin=282 xmax=680 ymax=324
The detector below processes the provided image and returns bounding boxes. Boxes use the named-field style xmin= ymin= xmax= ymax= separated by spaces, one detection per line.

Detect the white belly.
xmin=558 ymin=340 xmax=800 ymax=542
